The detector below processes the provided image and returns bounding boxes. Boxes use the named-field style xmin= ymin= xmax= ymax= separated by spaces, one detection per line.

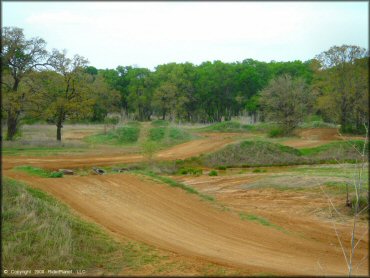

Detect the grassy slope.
xmin=147 ymin=122 xmax=194 ymax=147
xmin=2 ymin=178 xmax=241 ymax=276
xmin=85 ymin=122 xmax=141 ymax=145
xmin=203 ymin=140 xmax=367 ymax=167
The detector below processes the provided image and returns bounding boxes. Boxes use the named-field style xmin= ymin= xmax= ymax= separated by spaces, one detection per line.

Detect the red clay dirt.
xmin=4 ymin=171 xmax=367 ymax=276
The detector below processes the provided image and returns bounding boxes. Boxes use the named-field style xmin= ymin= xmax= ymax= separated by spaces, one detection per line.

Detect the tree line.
xmin=1 ymin=27 xmax=369 ymax=140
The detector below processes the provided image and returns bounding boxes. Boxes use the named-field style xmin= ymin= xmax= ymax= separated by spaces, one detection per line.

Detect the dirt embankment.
xmin=5 ymin=171 xmax=365 ymax=275
xmin=281 ymin=128 xmax=364 ymax=148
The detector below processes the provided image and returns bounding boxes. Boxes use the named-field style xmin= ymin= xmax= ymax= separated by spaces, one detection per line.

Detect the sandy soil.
xmin=4 ymin=171 xmax=367 ymax=276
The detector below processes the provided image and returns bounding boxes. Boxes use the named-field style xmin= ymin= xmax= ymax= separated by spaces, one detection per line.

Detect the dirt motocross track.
xmin=3 ymin=128 xmax=368 ymax=275
xmin=5 ymin=171 xmax=367 ymax=276
xmin=2 ymin=137 xmax=234 ymax=171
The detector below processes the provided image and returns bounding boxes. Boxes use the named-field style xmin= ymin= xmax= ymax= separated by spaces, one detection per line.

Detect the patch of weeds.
xmin=86 ymin=125 xmax=140 ymax=145
xmin=199 ymin=121 xmax=253 ymax=133
xmin=208 ymin=170 xmax=218 ymax=176
xmin=217 ymin=166 xmax=227 ymax=170
xmin=351 ymin=195 xmax=369 ymax=212
xmin=148 ymin=127 xmax=166 ymax=141
xmin=239 ymin=212 xmax=286 ymax=233
xmin=268 ymin=127 xmax=285 ymax=138
xmin=252 ymin=168 xmax=267 ymax=173
xmin=178 ymin=168 xmax=202 ymax=176
xmin=13 ymin=165 xmax=63 ymax=178
xmin=136 ymin=171 xmax=214 ymax=202
xmin=151 ymin=120 xmax=169 ymax=127
xmin=168 ymin=127 xmax=192 ymax=141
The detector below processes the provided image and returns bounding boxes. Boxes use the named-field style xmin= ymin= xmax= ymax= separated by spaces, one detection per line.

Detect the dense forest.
xmin=1 ymin=27 xmax=369 ymax=140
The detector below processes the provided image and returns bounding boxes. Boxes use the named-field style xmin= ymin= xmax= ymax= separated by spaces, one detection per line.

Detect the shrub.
xmin=268 ymin=127 xmax=285 ymax=138
xmin=217 ymin=166 xmax=227 ymax=170
xmin=209 ymin=170 xmax=218 ymax=176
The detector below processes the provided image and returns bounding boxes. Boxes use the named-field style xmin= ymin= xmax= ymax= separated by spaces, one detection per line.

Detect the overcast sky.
xmin=3 ymin=1 xmax=369 ymax=70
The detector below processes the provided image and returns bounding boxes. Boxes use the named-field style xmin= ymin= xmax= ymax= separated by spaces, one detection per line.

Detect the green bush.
xmin=178 ymin=168 xmax=203 ymax=175
xmin=217 ymin=166 xmax=227 ymax=170
xmin=268 ymin=127 xmax=285 ymax=138
xmin=208 ymin=170 xmax=218 ymax=176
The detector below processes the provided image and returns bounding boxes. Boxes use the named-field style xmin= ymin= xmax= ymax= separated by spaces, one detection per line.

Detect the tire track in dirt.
xmin=4 ymin=171 xmax=362 ymax=275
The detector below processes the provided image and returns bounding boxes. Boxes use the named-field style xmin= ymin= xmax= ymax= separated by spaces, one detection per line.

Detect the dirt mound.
xmin=4 ymin=171 xmax=366 ymax=275
xmin=296 ymin=128 xmax=340 ymax=140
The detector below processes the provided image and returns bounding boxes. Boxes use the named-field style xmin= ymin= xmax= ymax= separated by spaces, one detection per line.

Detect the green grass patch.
xmin=146 ymin=126 xmax=193 ymax=147
xmin=299 ymin=140 xmax=368 ymax=156
xmin=14 ymin=165 xmax=63 ymax=178
xmin=86 ymin=125 xmax=140 ymax=145
xmin=137 ymin=171 xmax=214 ymax=202
xmin=204 ymin=139 xmax=367 ymax=168
xmin=199 ymin=121 xmax=253 ymax=133
xmin=148 ymin=127 xmax=166 ymax=141
xmin=178 ymin=167 xmax=203 ymax=176
xmin=239 ymin=212 xmax=286 ymax=233
xmin=151 ymin=120 xmax=170 ymax=127
xmin=208 ymin=170 xmax=218 ymax=176
xmin=252 ymin=168 xmax=267 ymax=173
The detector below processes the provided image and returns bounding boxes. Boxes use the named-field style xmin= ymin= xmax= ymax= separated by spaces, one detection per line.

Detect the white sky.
xmin=2 ymin=1 xmax=369 ymax=70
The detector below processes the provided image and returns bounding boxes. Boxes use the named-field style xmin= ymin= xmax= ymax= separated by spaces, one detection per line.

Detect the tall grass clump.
xmin=14 ymin=165 xmax=63 ymax=178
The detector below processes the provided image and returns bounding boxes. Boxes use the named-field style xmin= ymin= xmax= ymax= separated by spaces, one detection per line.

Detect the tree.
xmin=126 ymin=68 xmax=153 ymax=121
xmin=259 ymin=74 xmax=312 ymax=134
xmin=42 ymin=50 xmax=94 ymax=140
xmin=87 ymin=73 xmax=121 ymax=122
xmin=315 ymin=45 xmax=368 ymax=133
xmin=1 ymin=27 xmax=48 ymax=140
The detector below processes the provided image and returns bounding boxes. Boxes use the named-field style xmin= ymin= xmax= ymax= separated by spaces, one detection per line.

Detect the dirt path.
xmin=5 ymin=171 xmax=365 ymax=276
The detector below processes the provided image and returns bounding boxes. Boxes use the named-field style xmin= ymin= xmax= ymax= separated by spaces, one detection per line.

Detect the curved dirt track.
xmin=2 ymin=137 xmax=233 ymax=171
xmin=5 ymin=171 xmax=366 ymax=276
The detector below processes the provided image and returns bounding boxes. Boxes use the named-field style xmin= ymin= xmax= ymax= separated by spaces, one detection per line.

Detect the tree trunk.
xmin=56 ymin=121 xmax=63 ymax=141
xmin=6 ymin=111 xmax=18 ymax=141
